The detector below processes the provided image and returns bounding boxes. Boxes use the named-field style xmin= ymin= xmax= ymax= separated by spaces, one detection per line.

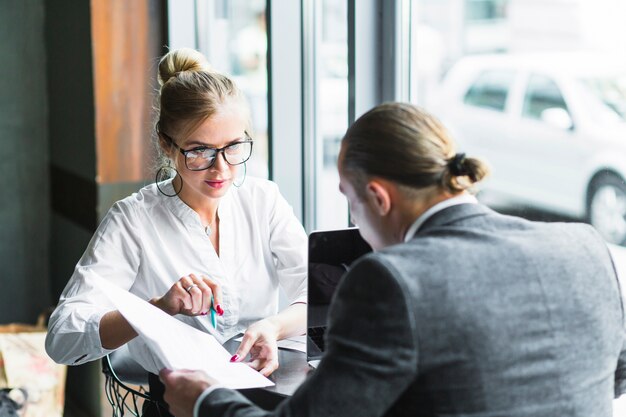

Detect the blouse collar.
xmin=158 ymin=179 xmax=234 ymax=228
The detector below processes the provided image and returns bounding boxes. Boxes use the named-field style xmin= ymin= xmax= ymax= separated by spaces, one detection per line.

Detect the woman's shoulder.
xmin=239 ymin=176 xmax=279 ymax=190
xmin=108 ymin=182 xmax=165 ymax=215
xmin=234 ymin=176 xmax=281 ymax=201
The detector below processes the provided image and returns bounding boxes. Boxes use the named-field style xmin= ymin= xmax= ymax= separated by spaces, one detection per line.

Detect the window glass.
xmin=314 ymin=0 xmax=349 ymax=230
xmin=410 ymin=0 xmax=626 ymax=247
xmin=466 ymin=0 xmax=508 ymax=22
xmin=464 ymin=70 xmax=514 ymax=112
xmin=522 ymin=75 xmax=568 ymax=120
xmin=582 ymin=76 xmax=626 ymax=121
xmin=191 ymin=1 xmax=269 ymax=179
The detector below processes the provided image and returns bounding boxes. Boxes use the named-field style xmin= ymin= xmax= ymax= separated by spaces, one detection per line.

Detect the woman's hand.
xmin=231 ymin=319 xmax=280 ymax=376
xmin=150 ymin=274 xmax=224 ymax=317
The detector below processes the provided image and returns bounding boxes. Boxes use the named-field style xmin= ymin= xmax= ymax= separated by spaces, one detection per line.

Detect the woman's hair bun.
xmin=158 ymin=48 xmax=212 ymax=86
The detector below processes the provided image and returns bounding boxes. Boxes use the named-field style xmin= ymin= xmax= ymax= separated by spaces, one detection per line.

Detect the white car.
xmin=433 ymin=53 xmax=626 ymax=244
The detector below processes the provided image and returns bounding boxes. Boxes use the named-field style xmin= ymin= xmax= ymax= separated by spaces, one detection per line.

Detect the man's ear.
xmin=365 ymin=180 xmax=392 ymax=216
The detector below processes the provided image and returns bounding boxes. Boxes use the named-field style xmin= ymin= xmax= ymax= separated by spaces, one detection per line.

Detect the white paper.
xmin=95 ymin=279 xmax=274 ymax=389
xmin=233 ymin=335 xmax=307 ymax=354
xmin=307 ymin=360 xmax=320 ymax=369
xmin=277 ymin=335 xmax=307 ymax=353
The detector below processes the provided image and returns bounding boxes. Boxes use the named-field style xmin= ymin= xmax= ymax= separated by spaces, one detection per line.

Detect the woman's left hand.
xmin=231 ymin=319 xmax=280 ymax=377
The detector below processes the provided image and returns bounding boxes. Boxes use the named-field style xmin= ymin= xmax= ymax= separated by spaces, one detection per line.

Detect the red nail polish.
xmin=230 ymin=354 xmax=239 ymax=362
xmin=216 ymin=305 xmax=224 ymax=316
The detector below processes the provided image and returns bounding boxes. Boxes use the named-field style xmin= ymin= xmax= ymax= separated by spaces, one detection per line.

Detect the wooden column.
xmin=91 ymin=0 xmax=165 ymax=185
xmin=47 ymin=2 xmax=167 ymax=416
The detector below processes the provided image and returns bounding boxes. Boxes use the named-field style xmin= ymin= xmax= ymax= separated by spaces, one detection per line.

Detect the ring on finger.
xmin=185 ymin=284 xmax=199 ymax=293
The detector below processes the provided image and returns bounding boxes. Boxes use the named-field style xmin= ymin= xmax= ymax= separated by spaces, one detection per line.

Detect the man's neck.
xmin=395 ymin=192 xmax=464 ymax=243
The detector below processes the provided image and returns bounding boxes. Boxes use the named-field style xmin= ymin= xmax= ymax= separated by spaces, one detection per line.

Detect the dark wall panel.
xmin=0 ymin=0 xmax=51 ymax=324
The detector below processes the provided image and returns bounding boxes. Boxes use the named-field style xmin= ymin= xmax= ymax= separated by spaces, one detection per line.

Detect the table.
xmin=106 ymin=336 xmax=311 ymax=412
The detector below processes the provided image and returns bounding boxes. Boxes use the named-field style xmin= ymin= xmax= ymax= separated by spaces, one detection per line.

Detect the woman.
xmin=45 ymin=48 xmax=307 ymax=379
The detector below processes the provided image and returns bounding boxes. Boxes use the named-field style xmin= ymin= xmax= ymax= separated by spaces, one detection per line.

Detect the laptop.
xmin=306 ymin=228 xmax=372 ymax=367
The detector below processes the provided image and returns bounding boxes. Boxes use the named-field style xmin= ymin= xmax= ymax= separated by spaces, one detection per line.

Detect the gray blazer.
xmin=200 ymin=204 xmax=626 ymax=417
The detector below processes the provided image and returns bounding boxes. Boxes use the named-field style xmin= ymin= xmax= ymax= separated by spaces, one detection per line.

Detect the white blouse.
xmin=45 ymin=177 xmax=307 ymax=371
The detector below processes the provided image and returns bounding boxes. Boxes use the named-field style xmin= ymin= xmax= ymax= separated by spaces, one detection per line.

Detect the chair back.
xmin=102 ymin=345 xmax=153 ymax=416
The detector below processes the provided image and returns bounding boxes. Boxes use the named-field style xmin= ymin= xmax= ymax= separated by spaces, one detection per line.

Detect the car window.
xmin=463 ymin=69 xmax=515 ymax=112
xmin=581 ymin=75 xmax=626 ymax=122
xmin=522 ymin=75 xmax=569 ymax=120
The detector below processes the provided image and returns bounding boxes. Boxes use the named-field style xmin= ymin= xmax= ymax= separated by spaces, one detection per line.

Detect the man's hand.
xmin=159 ymin=369 xmax=219 ymax=417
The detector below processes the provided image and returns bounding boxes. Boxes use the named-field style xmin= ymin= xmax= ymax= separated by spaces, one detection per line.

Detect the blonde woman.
xmin=46 ymin=48 xmax=307 ymax=380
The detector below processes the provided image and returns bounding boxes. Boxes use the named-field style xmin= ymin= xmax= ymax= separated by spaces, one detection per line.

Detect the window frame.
xmin=169 ymin=0 xmax=409 ymax=231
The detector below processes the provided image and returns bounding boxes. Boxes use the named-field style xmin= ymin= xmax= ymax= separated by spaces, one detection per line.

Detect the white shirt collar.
xmin=403 ymin=194 xmax=478 ymax=242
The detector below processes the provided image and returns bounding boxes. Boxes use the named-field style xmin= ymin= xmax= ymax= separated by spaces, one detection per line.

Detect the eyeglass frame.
xmin=159 ymin=130 xmax=254 ymax=171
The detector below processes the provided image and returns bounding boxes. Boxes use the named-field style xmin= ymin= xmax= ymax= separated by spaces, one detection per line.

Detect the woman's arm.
xmin=243 ymin=302 xmax=306 ymax=345
xmin=259 ymin=302 xmax=307 ymax=340
xmin=45 ymin=202 xmax=142 ymax=365
xmin=99 ymin=310 xmax=138 ymax=350
xmin=100 ymin=273 xmax=225 ymax=350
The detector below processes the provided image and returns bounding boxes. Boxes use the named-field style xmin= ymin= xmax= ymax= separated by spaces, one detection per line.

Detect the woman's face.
xmin=169 ymin=104 xmax=249 ymax=204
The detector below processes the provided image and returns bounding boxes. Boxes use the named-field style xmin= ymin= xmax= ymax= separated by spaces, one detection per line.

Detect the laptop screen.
xmin=307 ymin=228 xmax=372 ymax=362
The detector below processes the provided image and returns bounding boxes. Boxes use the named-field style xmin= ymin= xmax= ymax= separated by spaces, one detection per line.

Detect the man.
xmin=160 ymin=102 xmax=626 ymax=416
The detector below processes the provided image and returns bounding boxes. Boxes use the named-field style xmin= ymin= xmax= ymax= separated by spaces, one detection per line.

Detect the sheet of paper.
xmin=95 ymin=279 xmax=273 ymax=389
xmin=277 ymin=335 xmax=307 ymax=353
xmin=233 ymin=335 xmax=307 ymax=354
xmin=307 ymin=359 xmax=320 ymax=369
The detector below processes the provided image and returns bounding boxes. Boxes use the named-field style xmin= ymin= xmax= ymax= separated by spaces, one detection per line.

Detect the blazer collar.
xmin=415 ymin=203 xmax=493 ymax=235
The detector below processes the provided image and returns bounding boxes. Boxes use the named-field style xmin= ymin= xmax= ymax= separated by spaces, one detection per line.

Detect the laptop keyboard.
xmin=308 ymin=326 xmax=326 ymax=352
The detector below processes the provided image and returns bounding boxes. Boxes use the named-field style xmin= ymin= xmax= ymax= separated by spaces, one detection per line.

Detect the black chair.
xmin=102 ymin=345 xmax=154 ymax=417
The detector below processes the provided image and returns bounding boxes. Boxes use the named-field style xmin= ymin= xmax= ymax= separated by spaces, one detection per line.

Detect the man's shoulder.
xmin=356 ymin=219 xmax=612 ymax=283
xmin=423 ymin=205 xmax=605 ymax=248
xmin=345 ymin=249 xmax=425 ymax=297
xmin=372 ymin=239 xmax=446 ymax=267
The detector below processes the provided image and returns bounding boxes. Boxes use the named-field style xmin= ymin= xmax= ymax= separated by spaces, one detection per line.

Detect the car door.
xmin=454 ymin=69 xmax=519 ymax=197
xmin=510 ymin=73 xmax=589 ymax=214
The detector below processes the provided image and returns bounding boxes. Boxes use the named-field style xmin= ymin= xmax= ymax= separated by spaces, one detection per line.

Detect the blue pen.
xmin=209 ymin=295 xmax=217 ymax=328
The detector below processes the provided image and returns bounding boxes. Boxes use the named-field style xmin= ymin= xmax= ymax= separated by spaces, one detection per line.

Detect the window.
xmin=522 ymin=75 xmax=568 ymax=120
xmin=305 ymin=0 xmax=349 ymax=230
xmin=463 ymin=70 xmax=515 ymax=112
xmin=582 ymin=75 xmax=626 ymax=121
xmin=408 ymin=0 xmax=626 ymax=246
xmin=170 ymin=0 xmax=269 ymax=179
xmin=466 ymin=0 xmax=508 ymax=22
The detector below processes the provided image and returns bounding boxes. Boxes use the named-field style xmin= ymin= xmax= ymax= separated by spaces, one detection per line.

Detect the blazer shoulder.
xmin=349 ymin=251 xmax=404 ymax=280
xmin=345 ymin=251 xmax=420 ymax=309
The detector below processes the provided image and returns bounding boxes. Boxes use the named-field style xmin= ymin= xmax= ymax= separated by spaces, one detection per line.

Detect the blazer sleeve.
xmin=198 ymin=255 xmax=418 ymax=417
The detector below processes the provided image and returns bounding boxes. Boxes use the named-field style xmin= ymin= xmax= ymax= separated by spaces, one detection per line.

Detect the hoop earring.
xmin=155 ymin=162 xmax=183 ymax=197
xmin=233 ymin=163 xmax=247 ymax=188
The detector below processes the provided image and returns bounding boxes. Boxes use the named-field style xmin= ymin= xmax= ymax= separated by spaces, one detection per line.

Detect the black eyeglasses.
xmin=161 ymin=132 xmax=254 ymax=171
